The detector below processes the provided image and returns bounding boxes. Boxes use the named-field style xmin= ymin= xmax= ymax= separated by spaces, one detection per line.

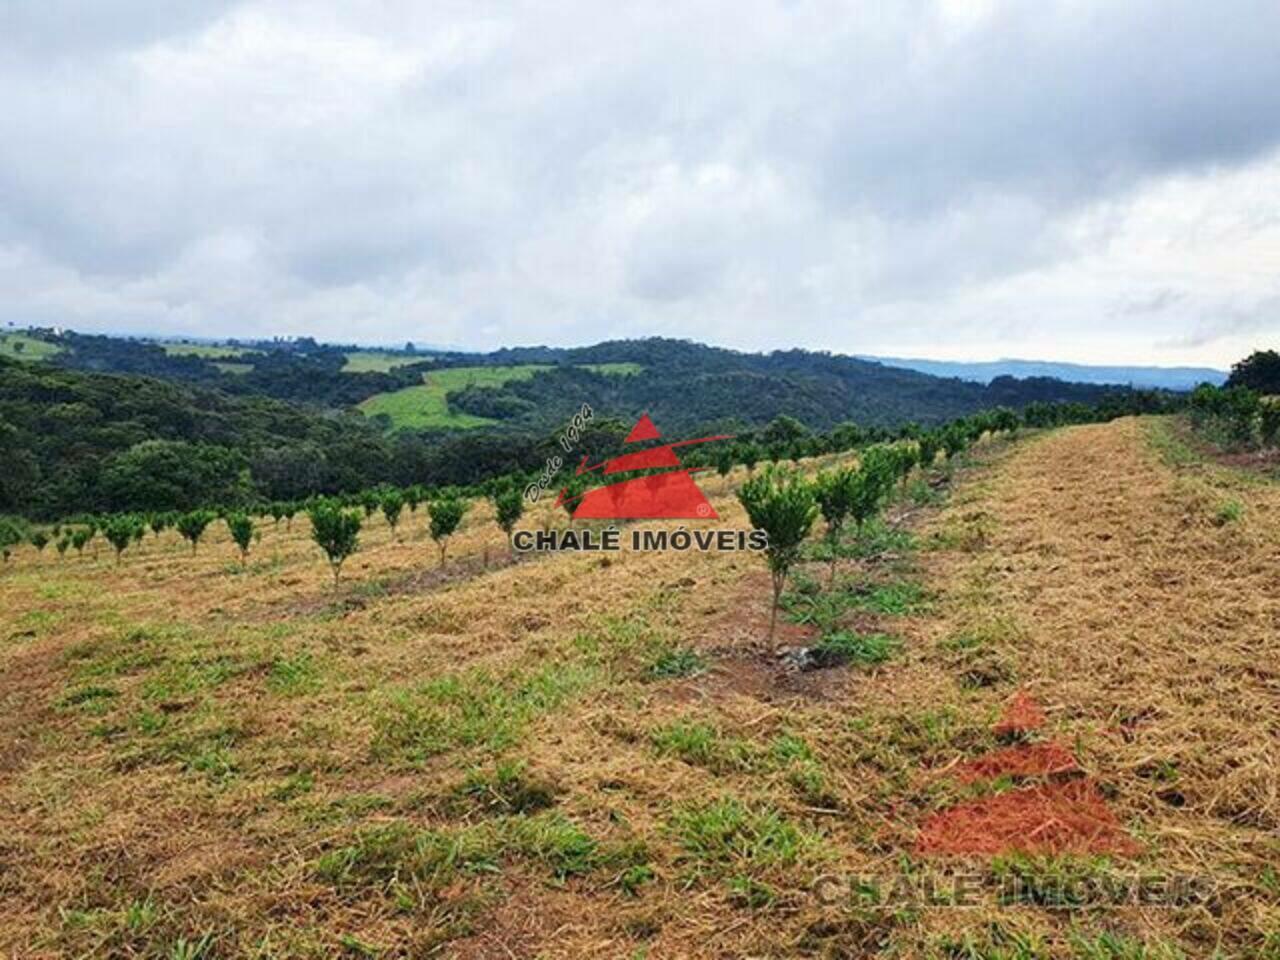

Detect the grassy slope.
xmin=341 ymin=351 xmax=424 ymax=374
xmin=0 ymin=333 xmax=61 ymax=361
xmin=1 ymin=420 xmax=1275 ymax=957
xmin=358 ymin=363 xmax=643 ymax=430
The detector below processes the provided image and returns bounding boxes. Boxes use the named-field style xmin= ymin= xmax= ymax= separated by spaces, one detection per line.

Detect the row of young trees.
xmin=1187 ymin=384 xmax=1280 ymax=449
xmin=1 ymin=395 xmax=1155 ymax=578
xmin=736 ymin=416 xmax=992 ymax=640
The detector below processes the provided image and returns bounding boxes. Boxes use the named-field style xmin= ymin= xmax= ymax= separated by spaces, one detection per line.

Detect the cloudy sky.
xmin=2 ymin=0 xmax=1278 ymax=367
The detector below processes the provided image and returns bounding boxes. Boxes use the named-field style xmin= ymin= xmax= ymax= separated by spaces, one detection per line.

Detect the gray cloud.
xmin=0 ymin=0 xmax=1278 ymax=365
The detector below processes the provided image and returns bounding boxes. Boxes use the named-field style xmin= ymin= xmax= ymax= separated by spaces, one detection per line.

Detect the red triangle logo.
xmin=625 ymin=413 xmax=662 ymax=444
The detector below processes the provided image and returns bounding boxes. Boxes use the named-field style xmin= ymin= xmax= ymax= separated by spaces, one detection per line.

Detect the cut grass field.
xmin=2 ymin=418 xmax=1277 ymax=957
xmin=0 ymin=333 xmax=61 ymax=361
xmin=358 ymin=363 xmax=643 ymax=430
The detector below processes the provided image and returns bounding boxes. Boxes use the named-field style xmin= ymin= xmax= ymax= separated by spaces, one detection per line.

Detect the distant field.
xmin=358 ymin=364 xmax=551 ymax=429
xmin=212 ymin=361 xmax=254 ymax=375
xmin=359 ymin=362 xmax=643 ymax=429
xmin=159 ymin=343 xmax=252 ymax=359
xmin=342 ymin=351 xmax=430 ymax=373
xmin=0 ymin=333 xmax=60 ymax=361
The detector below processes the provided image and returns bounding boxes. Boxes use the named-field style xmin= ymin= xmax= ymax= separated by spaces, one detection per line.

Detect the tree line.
xmin=0 ymin=393 xmax=1168 ymax=582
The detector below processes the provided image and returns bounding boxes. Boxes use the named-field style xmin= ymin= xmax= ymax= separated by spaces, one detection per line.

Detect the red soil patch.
xmin=953 ymin=741 xmax=1079 ymax=784
xmin=992 ymin=690 xmax=1046 ymax=737
xmin=916 ymin=779 xmax=1139 ymax=857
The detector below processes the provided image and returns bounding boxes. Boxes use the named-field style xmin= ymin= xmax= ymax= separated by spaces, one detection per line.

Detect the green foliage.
xmin=225 ymin=513 xmax=254 ymax=563
xmin=176 ymin=510 xmax=217 ymax=555
xmin=849 ymin=446 xmax=897 ymax=529
xmin=737 ymin=467 xmax=818 ymax=640
xmin=28 ymin=530 xmax=49 ymax=553
xmin=647 ymin=646 xmax=706 ymax=680
xmin=493 ymin=486 xmax=524 ymax=547
xmin=814 ymin=467 xmax=857 ymax=542
xmin=380 ymin=489 xmax=405 ymax=536
xmin=308 ymin=501 xmax=361 ymax=584
xmin=0 ymin=515 xmax=26 ymax=562
xmin=428 ymin=497 xmax=468 ymax=566
xmin=69 ymin=526 xmax=93 ymax=556
xmin=1226 ymin=349 xmax=1280 ymax=394
xmin=813 ymin=630 xmax=900 ymax=667
xmin=103 ymin=514 xmax=144 ymax=564
xmin=1188 ymin=384 xmax=1266 ymax=448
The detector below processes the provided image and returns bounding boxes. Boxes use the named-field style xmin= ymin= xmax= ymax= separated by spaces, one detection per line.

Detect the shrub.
xmin=737 ymin=467 xmax=818 ymax=642
xmin=309 ymin=501 xmax=361 ymax=584
xmin=103 ymin=514 xmax=144 ymax=565
xmin=176 ymin=510 xmax=217 ymax=555
xmin=493 ymin=486 xmax=524 ymax=554
xmin=225 ymin=513 xmax=254 ymax=564
xmin=380 ymin=490 xmax=405 ymax=539
xmin=429 ymin=497 xmax=468 ymax=567
xmin=848 ymin=447 xmax=895 ymax=531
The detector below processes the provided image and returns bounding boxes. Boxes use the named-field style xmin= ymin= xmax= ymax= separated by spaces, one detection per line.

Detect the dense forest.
xmin=0 ymin=332 xmax=1184 ymax=519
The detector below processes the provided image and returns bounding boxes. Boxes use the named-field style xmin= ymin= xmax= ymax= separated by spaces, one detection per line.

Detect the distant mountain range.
xmin=860 ymin=356 xmax=1227 ymax=390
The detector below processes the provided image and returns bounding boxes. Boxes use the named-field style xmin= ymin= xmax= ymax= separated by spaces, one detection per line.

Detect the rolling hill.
xmin=864 ymin=355 xmax=1227 ymax=390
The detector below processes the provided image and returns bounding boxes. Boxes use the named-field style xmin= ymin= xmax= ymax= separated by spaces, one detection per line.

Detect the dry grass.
xmin=1 ymin=420 xmax=1277 ymax=958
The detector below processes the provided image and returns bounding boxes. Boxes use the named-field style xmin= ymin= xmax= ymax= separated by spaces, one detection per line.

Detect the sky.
xmin=1 ymin=0 xmax=1278 ymax=368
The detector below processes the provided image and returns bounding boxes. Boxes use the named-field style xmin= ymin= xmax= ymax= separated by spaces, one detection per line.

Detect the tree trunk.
xmin=769 ymin=571 xmax=784 ymax=645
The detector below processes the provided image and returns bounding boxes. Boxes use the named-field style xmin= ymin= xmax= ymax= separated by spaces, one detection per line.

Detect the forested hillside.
xmin=25 ymin=331 xmax=1130 ymax=430
xmin=1 ymin=334 xmax=1168 ymax=518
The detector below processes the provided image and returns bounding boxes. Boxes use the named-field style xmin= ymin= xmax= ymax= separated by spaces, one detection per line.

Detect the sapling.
xmin=226 ymin=513 xmax=254 ymax=565
xmin=428 ymin=496 xmax=468 ymax=567
xmin=715 ymin=449 xmax=734 ymax=478
xmin=103 ymin=515 xmax=142 ymax=565
xmin=814 ymin=467 xmax=856 ymax=585
xmin=381 ymin=490 xmax=405 ymax=540
xmin=0 ymin=518 xmax=20 ymax=564
xmin=70 ymin=527 xmax=92 ymax=558
xmin=309 ymin=501 xmax=361 ymax=585
xmin=493 ymin=486 xmax=524 ymax=556
xmin=737 ymin=466 xmax=818 ymax=643
xmin=28 ymin=530 xmax=49 ymax=554
xmin=177 ymin=509 xmax=217 ymax=555
xmin=149 ymin=512 xmax=173 ymax=539
xmin=848 ymin=447 xmax=895 ymax=533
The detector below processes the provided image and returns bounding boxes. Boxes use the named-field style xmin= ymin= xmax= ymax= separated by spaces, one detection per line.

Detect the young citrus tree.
xmin=737 ymin=466 xmax=818 ymax=643
xmin=103 ymin=514 xmax=143 ymax=565
xmin=814 ymin=466 xmax=856 ymax=585
xmin=28 ymin=530 xmax=49 ymax=554
xmin=493 ymin=486 xmax=524 ymax=556
xmin=70 ymin=527 xmax=92 ymax=559
xmin=308 ymin=500 xmax=361 ymax=585
xmin=226 ymin=513 xmax=254 ymax=565
xmin=0 ymin=517 xmax=21 ymax=564
xmin=381 ymin=490 xmax=405 ymax=540
xmin=429 ymin=496 xmax=468 ymax=567
xmin=176 ymin=509 xmax=217 ymax=555
xmin=848 ymin=446 xmax=895 ymax=533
